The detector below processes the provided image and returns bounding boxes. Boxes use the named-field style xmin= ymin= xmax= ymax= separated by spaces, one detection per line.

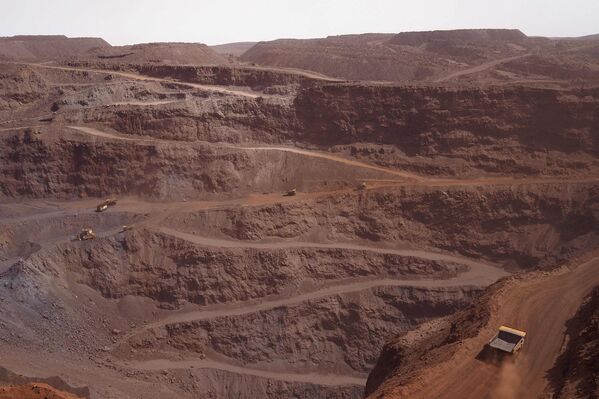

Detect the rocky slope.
xmin=2 ymin=63 xmax=599 ymax=201
xmin=166 ymin=184 xmax=599 ymax=269
xmin=546 ymin=286 xmax=599 ymax=398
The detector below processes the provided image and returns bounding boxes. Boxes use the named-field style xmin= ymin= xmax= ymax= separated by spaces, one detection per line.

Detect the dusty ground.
xmin=0 ymin=30 xmax=598 ymax=399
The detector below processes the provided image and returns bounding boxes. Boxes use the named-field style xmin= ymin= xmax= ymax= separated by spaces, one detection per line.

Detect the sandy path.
xmin=435 ymin=54 xmax=531 ymax=82
xmin=124 ymin=357 xmax=366 ymax=386
xmin=382 ymin=255 xmax=599 ymax=399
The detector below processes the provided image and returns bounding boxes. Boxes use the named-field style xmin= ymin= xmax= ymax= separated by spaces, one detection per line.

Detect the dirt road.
xmin=65 ymin=126 xmax=599 ymax=189
xmin=22 ymin=62 xmax=265 ymax=99
xmin=158 ymin=227 xmax=503 ymax=275
xmin=380 ymin=255 xmax=599 ymax=399
xmin=137 ymin=271 xmax=506 ymax=329
xmin=435 ymin=54 xmax=531 ymax=82
xmin=123 ymin=357 xmax=366 ymax=386
xmin=115 ymin=226 xmax=507 ymax=354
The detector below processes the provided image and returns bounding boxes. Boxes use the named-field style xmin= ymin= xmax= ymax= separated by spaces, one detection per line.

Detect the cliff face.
xmin=546 ymin=286 xmax=599 ymax=398
xmin=295 ymin=83 xmax=599 ymax=155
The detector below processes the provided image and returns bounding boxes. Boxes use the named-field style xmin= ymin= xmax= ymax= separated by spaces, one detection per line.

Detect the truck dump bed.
xmin=489 ymin=326 xmax=526 ymax=353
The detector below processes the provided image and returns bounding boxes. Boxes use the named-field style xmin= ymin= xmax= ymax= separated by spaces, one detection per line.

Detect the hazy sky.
xmin=2 ymin=0 xmax=598 ymax=45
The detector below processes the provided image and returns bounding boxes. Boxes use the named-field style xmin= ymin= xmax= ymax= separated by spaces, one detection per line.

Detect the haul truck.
xmin=489 ymin=326 xmax=526 ymax=354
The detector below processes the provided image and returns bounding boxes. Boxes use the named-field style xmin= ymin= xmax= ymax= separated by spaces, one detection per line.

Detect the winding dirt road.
xmin=108 ymin=226 xmax=507 ymax=386
xmin=123 ymin=357 xmax=366 ymax=387
xmin=65 ymin=125 xmax=599 ymax=190
xmin=137 ymin=267 xmax=506 ymax=330
xmin=22 ymin=62 xmax=266 ymax=99
xmin=158 ymin=226 xmax=503 ymax=276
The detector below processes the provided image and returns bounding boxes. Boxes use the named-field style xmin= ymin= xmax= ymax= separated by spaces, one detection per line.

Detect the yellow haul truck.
xmin=489 ymin=326 xmax=526 ymax=354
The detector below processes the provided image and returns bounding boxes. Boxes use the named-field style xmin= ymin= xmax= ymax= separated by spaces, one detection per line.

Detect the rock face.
xmin=295 ymin=83 xmax=599 ymax=157
xmin=52 ymin=230 xmax=463 ymax=306
xmin=166 ymin=184 xmax=599 ymax=269
xmin=2 ymin=63 xmax=599 ymax=201
xmin=546 ymin=286 xmax=599 ymax=398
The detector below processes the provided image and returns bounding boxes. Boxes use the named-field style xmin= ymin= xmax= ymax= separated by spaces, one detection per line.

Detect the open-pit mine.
xmin=1 ymin=29 xmax=598 ymax=398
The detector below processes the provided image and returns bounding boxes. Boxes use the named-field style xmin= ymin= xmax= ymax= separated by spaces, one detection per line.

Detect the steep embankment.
xmin=545 ymin=286 xmax=599 ymax=398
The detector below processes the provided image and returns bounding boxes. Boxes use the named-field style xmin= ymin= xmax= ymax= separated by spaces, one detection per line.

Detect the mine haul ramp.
xmin=489 ymin=326 xmax=527 ymax=353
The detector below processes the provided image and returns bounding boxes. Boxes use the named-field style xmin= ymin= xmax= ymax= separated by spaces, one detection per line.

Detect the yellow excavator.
xmin=75 ymin=228 xmax=96 ymax=241
xmin=96 ymin=198 xmax=118 ymax=212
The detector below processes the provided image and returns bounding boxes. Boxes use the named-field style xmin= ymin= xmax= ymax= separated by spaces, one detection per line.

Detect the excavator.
xmin=75 ymin=228 xmax=96 ymax=241
xmin=96 ymin=198 xmax=118 ymax=212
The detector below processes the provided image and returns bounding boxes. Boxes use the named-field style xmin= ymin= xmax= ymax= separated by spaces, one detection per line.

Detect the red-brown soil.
xmin=0 ymin=29 xmax=598 ymax=399
xmin=0 ymin=384 xmax=83 ymax=399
